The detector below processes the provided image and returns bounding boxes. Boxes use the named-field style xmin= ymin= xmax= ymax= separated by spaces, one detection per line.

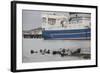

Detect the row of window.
xmin=43 ymin=17 xmax=56 ymax=25
xmin=42 ymin=17 xmax=90 ymax=25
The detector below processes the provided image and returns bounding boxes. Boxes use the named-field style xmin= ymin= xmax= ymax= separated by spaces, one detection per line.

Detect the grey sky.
xmin=22 ymin=10 xmax=42 ymax=30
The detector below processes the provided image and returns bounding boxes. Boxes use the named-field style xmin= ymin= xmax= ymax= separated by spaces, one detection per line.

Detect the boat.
xmin=42 ymin=12 xmax=91 ymax=40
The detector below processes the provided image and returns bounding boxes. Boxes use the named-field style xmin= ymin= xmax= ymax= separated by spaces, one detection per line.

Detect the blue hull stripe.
xmin=43 ymin=29 xmax=90 ymax=34
xmin=43 ymin=33 xmax=90 ymax=38
xmin=45 ymin=37 xmax=90 ymax=40
xmin=42 ymin=29 xmax=91 ymax=39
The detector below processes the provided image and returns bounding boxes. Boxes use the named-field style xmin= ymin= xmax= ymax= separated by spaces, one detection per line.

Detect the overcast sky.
xmin=22 ymin=10 xmax=42 ymax=30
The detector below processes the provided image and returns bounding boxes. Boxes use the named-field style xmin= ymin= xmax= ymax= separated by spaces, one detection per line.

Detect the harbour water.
xmin=22 ymin=38 xmax=91 ymax=63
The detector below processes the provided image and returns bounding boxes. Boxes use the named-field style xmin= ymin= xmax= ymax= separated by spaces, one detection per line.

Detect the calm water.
xmin=22 ymin=38 xmax=91 ymax=63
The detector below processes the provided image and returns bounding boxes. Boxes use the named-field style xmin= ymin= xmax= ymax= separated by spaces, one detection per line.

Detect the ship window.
xmin=69 ymin=17 xmax=83 ymax=24
xmin=48 ymin=18 xmax=56 ymax=25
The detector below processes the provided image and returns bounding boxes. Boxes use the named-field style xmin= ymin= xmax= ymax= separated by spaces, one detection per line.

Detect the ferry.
xmin=42 ymin=12 xmax=91 ymax=40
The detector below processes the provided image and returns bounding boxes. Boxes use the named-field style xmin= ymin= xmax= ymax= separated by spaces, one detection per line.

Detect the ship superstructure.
xmin=42 ymin=12 xmax=91 ymax=40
